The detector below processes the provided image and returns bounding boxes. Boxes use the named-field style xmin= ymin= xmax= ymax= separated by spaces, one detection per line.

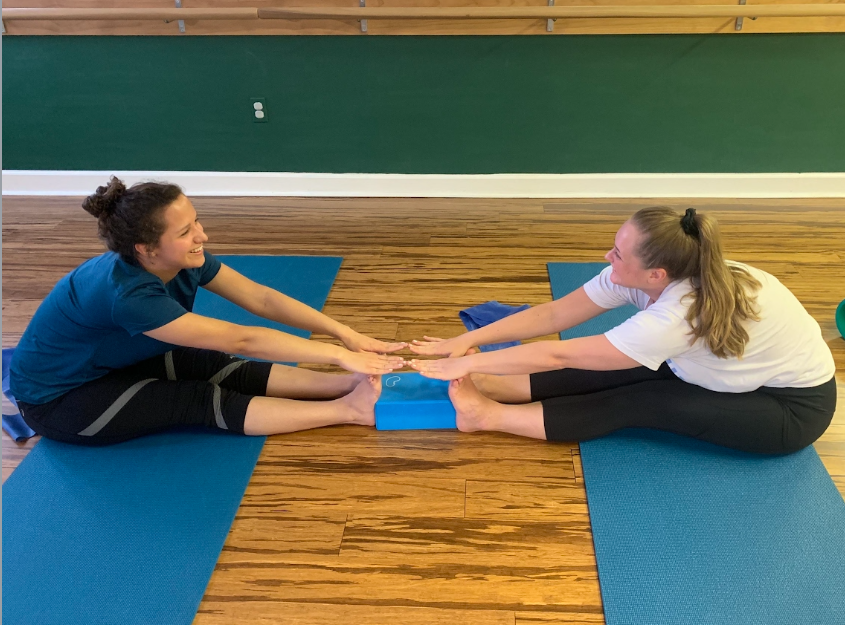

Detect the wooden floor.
xmin=3 ymin=197 xmax=844 ymax=625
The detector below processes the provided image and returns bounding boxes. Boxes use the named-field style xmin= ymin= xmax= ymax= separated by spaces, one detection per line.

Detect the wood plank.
xmin=205 ymin=552 xmax=600 ymax=611
xmin=253 ymin=429 xmax=576 ymax=482
xmin=239 ymin=472 xmax=467 ymax=517
xmin=195 ymin=601 xmax=516 ymax=625
xmin=516 ymin=613 xmax=605 ymax=625
xmin=222 ymin=511 xmax=349 ymax=560
xmin=2 ymin=434 xmax=41 ymax=483
xmin=341 ymin=515 xmax=595 ymax=561
xmin=466 ymin=479 xmax=590 ymax=520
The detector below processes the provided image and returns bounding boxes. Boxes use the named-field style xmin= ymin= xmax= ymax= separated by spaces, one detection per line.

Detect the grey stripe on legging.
xmin=208 ymin=360 xmax=245 ymax=386
xmin=208 ymin=360 xmax=245 ymax=430
xmin=164 ymin=351 xmax=176 ymax=381
xmin=212 ymin=384 xmax=227 ymax=430
xmin=78 ymin=378 xmax=157 ymax=436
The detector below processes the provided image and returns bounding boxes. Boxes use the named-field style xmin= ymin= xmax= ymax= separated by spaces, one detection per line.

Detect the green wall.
xmin=3 ymin=35 xmax=844 ymax=173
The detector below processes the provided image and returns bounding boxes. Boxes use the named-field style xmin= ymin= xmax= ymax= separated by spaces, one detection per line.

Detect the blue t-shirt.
xmin=9 ymin=251 xmax=222 ymax=405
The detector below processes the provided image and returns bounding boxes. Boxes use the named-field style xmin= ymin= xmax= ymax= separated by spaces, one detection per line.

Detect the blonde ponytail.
xmin=631 ymin=207 xmax=761 ymax=359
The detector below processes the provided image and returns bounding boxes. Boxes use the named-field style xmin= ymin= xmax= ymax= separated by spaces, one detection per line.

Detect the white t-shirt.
xmin=583 ymin=263 xmax=835 ymax=393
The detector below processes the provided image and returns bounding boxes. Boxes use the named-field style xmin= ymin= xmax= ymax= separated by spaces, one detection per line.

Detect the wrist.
xmin=328 ymin=344 xmax=348 ymax=367
xmin=459 ymin=333 xmax=479 ymax=352
xmin=463 ymin=352 xmax=481 ymax=374
xmin=333 ymin=324 xmax=356 ymax=343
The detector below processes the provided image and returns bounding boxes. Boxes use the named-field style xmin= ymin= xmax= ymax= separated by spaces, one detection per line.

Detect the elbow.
xmin=230 ymin=326 xmax=261 ymax=358
xmin=550 ymin=354 xmax=569 ymax=371
xmin=548 ymin=346 xmax=570 ymax=371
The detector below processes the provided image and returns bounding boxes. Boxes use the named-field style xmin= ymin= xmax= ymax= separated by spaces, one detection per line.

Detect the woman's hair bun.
xmin=82 ymin=176 xmax=127 ymax=219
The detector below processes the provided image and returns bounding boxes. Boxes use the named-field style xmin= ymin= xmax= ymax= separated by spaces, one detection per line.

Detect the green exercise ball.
xmin=837 ymin=299 xmax=845 ymax=339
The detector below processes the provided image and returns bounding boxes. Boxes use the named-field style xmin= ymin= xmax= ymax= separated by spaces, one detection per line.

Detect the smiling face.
xmin=136 ymin=194 xmax=207 ymax=280
xmin=604 ymin=221 xmax=669 ymax=293
xmin=604 ymin=221 xmax=647 ymax=287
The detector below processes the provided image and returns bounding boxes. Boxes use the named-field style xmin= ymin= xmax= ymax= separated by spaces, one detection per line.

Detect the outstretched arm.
xmin=204 ymin=264 xmax=406 ymax=353
xmin=144 ymin=313 xmax=405 ymax=375
xmin=410 ymin=287 xmax=608 ymax=357
xmin=409 ymin=335 xmax=640 ymax=380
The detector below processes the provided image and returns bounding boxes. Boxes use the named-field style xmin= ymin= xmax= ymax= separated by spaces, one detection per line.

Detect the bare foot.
xmin=339 ymin=375 xmax=382 ymax=426
xmin=449 ymin=377 xmax=499 ymax=433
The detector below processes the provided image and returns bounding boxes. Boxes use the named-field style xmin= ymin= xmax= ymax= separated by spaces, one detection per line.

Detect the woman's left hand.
xmin=342 ymin=330 xmax=407 ymax=354
xmin=408 ymin=356 xmax=471 ymax=381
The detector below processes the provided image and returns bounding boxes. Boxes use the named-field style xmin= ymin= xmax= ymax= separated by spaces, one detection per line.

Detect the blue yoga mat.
xmin=3 ymin=255 xmax=342 ymax=625
xmin=548 ymin=262 xmax=845 ymax=625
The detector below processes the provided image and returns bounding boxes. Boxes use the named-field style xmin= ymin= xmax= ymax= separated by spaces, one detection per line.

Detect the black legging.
xmin=18 ymin=348 xmax=273 ymax=446
xmin=531 ymin=363 xmax=836 ymax=454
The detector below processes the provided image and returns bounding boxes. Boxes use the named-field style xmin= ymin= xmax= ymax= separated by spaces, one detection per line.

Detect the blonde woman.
xmin=410 ymin=207 xmax=836 ymax=454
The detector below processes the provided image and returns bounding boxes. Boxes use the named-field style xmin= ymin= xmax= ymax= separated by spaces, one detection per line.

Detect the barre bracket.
xmin=547 ymin=0 xmax=555 ymax=32
xmin=176 ymin=0 xmax=185 ymax=33
xmin=360 ymin=0 xmax=367 ymax=33
xmin=735 ymin=0 xmax=745 ymax=30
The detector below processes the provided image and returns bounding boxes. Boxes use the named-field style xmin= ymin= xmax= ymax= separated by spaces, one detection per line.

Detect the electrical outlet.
xmin=251 ymin=98 xmax=267 ymax=123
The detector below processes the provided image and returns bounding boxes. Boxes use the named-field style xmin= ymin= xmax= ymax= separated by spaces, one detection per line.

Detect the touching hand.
xmin=342 ymin=330 xmax=407 ymax=354
xmin=339 ymin=350 xmax=406 ymax=375
xmin=409 ymin=336 xmax=474 ymax=358
xmin=408 ymin=356 xmax=471 ymax=381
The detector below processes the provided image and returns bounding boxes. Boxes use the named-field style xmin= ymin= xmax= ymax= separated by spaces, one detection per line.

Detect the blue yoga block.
xmin=375 ymin=373 xmax=456 ymax=430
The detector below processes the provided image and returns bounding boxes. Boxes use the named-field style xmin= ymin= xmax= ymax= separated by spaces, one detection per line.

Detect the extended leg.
xmin=470 ymin=373 xmax=532 ymax=404
xmin=265 ymin=363 xmax=361 ymax=400
xmin=450 ymin=377 xmax=547 ymax=439
xmin=243 ymin=375 xmax=382 ymax=435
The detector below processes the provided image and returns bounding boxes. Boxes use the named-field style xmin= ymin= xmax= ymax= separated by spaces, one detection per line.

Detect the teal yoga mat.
xmin=3 ymin=255 xmax=342 ymax=625
xmin=548 ymin=262 xmax=845 ymax=625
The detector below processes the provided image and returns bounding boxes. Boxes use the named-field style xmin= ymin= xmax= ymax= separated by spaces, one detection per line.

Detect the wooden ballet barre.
xmin=0 ymin=8 xmax=259 ymax=21
xmin=257 ymin=5 xmax=845 ymax=20
xmin=3 ymin=4 xmax=845 ymax=22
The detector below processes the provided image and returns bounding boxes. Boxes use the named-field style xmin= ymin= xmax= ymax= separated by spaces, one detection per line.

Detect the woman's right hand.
xmin=409 ymin=335 xmax=475 ymax=358
xmin=337 ymin=350 xmax=406 ymax=375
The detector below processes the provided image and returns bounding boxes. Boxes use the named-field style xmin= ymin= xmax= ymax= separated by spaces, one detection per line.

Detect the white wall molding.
xmin=3 ymin=170 xmax=845 ymax=198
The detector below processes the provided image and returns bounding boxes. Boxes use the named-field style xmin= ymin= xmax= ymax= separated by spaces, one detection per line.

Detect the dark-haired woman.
xmin=409 ymin=207 xmax=836 ymax=454
xmin=10 ymin=178 xmax=406 ymax=446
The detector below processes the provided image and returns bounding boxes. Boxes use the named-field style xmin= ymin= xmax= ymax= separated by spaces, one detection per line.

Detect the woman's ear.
xmin=647 ymin=267 xmax=668 ymax=284
xmin=135 ymin=242 xmax=154 ymax=261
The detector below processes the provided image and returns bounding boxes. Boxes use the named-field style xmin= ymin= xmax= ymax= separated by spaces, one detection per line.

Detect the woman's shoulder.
xmin=89 ymin=254 xmax=168 ymax=303
xmin=726 ymin=260 xmax=770 ymax=280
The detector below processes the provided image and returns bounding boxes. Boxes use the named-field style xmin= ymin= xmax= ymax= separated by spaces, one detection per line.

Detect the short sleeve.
xmin=583 ymin=266 xmax=644 ymax=310
xmin=112 ymin=281 xmax=188 ymax=336
xmin=197 ymin=251 xmax=222 ymax=286
xmin=604 ymin=306 xmax=692 ymax=370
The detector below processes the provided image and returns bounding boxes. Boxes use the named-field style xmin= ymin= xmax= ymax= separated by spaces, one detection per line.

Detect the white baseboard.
xmin=3 ymin=170 xmax=845 ymax=198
